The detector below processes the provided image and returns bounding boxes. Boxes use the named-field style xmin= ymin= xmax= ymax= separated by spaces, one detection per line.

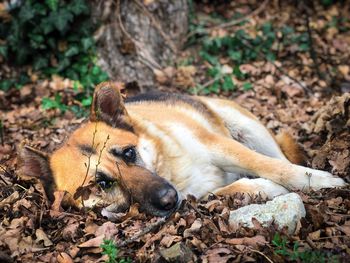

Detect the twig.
xmin=301 ymin=1 xmax=328 ymax=85
xmin=209 ymin=0 xmax=270 ymax=30
xmin=249 ymin=248 xmax=275 ymax=263
xmin=117 ymin=217 xmax=168 ymax=247
xmin=272 ymin=61 xmax=312 ymax=94
xmin=0 ymin=119 xmax=4 ymax=146
xmin=77 ymin=123 xmax=98 ymax=206
xmin=237 ymin=37 xmax=312 ymax=94
xmin=186 ymin=0 xmax=270 ymax=41
xmin=94 ymin=134 xmax=110 ymax=177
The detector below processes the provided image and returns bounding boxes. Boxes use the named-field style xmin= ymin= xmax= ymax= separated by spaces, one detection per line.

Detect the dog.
xmin=19 ymin=82 xmax=346 ymax=217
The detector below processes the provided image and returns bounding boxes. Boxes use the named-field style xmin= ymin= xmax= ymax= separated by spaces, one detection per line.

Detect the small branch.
xmin=0 ymin=119 xmax=4 ymax=146
xmin=249 ymin=248 xmax=275 ymax=263
xmin=117 ymin=217 xmax=168 ymax=247
xmin=239 ymin=37 xmax=312 ymax=94
xmin=209 ymin=0 xmax=269 ymax=30
xmin=302 ymin=1 xmax=326 ymax=84
xmin=185 ymin=0 xmax=269 ymax=43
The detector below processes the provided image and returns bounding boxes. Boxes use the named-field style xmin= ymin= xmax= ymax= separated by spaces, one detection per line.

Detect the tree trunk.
xmin=92 ymin=0 xmax=188 ymax=90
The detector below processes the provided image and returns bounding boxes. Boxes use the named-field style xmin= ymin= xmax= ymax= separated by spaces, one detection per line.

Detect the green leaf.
xmin=45 ymin=0 xmax=58 ymax=11
xmin=266 ymin=52 xmax=276 ymax=61
xmin=0 ymin=79 xmax=15 ymax=91
xmin=222 ymin=75 xmax=235 ymax=91
xmin=299 ymin=43 xmax=310 ymax=51
xmin=0 ymin=46 xmax=8 ymax=58
xmin=242 ymin=82 xmax=253 ymax=91
xmin=52 ymin=9 xmax=73 ymax=32
xmin=81 ymin=96 xmax=92 ymax=106
xmin=69 ymin=0 xmax=90 ymax=15
xmin=18 ymin=3 xmax=35 ymax=23
xmin=33 ymin=57 xmax=49 ymax=70
xmin=65 ymin=45 xmax=79 ymax=57
xmin=228 ymin=50 xmax=242 ymax=62
xmin=199 ymin=50 xmax=219 ymax=65
xmin=81 ymin=37 xmax=94 ymax=51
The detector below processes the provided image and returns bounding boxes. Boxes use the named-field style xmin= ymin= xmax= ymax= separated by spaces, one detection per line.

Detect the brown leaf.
xmin=57 ymin=252 xmax=74 ymax=263
xmin=78 ymin=235 xmax=104 ymax=248
xmin=35 ymin=228 xmax=53 ymax=247
xmin=225 ymin=235 xmax=267 ymax=247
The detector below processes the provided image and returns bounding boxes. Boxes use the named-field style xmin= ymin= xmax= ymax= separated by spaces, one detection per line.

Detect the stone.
xmin=159 ymin=242 xmax=196 ymax=262
xmin=229 ymin=193 xmax=306 ymax=234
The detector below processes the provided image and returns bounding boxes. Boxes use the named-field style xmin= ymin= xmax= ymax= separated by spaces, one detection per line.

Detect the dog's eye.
xmin=97 ymin=179 xmax=114 ymax=190
xmin=122 ymin=147 xmax=136 ymax=163
xmin=96 ymin=172 xmax=115 ymax=190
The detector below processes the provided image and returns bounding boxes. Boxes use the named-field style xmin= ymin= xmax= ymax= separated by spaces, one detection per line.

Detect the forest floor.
xmin=1 ymin=1 xmax=350 ymax=262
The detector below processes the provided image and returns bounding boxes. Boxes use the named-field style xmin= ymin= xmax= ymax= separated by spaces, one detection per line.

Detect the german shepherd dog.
xmin=19 ymin=82 xmax=346 ymax=217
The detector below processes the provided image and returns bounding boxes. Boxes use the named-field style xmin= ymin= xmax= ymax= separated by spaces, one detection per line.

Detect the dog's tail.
xmin=276 ymin=131 xmax=306 ymax=165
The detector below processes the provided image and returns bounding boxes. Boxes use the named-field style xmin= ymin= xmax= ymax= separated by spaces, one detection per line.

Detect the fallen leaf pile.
xmin=1 ymin=0 xmax=350 ymax=262
xmin=307 ymin=94 xmax=350 ymax=179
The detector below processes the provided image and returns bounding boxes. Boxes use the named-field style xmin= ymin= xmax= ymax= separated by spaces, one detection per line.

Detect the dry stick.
xmin=210 ymin=0 xmax=270 ymax=30
xmin=239 ymin=37 xmax=313 ymax=94
xmin=186 ymin=0 xmax=270 ymax=41
xmin=249 ymin=248 xmax=275 ymax=263
xmin=79 ymin=123 xmax=98 ymax=207
xmin=0 ymin=119 xmax=4 ymax=146
xmin=117 ymin=217 xmax=168 ymax=248
xmin=0 ymin=165 xmax=9 ymax=185
xmin=302 ymin=1 xmax=329 ymax=87
xmin=94 ymin=134 xmax=110 ymax=178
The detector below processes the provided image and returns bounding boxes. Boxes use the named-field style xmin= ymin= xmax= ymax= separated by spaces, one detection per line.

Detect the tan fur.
xmin=275 ymin=132 xmax=306 ymax=165
xmin=19 ymin=82 xmax=346 ymax=216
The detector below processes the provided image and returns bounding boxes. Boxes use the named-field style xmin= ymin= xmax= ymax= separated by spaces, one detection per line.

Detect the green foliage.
xmin=100 ymin=239 xmax=131 ymax=263
xmin=272 ymin=233 xmax=339 ymax=263
xmin=192 ymin=20 xmax=315 ymax=94
xmin=0 ymin=0 xmax=109 ymax=114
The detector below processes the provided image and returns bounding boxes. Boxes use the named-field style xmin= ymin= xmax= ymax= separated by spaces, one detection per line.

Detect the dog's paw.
xmin=307 ymin=169 xmax=346 ymax=190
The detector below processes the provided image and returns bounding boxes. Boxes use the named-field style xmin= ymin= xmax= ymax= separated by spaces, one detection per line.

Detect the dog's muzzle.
xmin=150 ymin=184 xmax=179 ymax=212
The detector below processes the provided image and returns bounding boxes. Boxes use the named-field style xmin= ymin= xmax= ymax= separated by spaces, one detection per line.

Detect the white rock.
xmin=229 ymin=193 xmax=306 ymax=234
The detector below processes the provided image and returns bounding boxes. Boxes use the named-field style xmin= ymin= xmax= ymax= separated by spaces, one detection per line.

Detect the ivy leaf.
xmin=242 ymin=82 xmax=253 ymax=91
xmin=18 ymin=3 xmax=35 ymax=23
xmin=0 ymin=46 xmax=8 ymax=58
xmin=69 ymin=0 xmax=89 ymax=15
xmin=65 ymin=45 xmax=79 ymax=57
xmin=33 ymin=57 xmax=49 ymax=70
xmin=45 ymin=0 xmax=58 ymax=12
xmin=81 ymin=37 xmax=94 ymax=51
xmin=52 ymin=9 xmax=73 ymax=32
xmin=222 ymin=75 xmax=235 ymax=91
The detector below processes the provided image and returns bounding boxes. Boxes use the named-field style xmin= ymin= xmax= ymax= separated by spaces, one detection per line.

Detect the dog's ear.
xmin=18 ymin=144 xmax=55 ymax=199
xmin=90 ymin=82 xmax=133 ymax=131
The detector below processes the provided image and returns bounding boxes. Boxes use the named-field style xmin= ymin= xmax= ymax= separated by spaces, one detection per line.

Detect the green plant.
xmin=100 ymin=239 xmax=131 ymax=263
xmin=0 ymin=0 xmax=109 ymax=114
xmin=192 ymin=19 xmax=318 ymax=94
xmin=272 ymin=233 xmax=339 ymax=263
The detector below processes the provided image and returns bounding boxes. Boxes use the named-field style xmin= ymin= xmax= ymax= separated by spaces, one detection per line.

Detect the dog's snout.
xmin=152 ymin=186 xmax=178 ymax=211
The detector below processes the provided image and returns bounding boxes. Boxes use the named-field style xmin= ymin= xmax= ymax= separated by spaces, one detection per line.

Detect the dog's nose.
xmin=152 ymin=186 xmax=178 ymax=211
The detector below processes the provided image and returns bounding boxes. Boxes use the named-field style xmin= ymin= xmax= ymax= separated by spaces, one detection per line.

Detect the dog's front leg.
xmin=208 ymin=135 xmax=346 ymax=191
xmin=213 ymin=178 xmax=289 ymax=198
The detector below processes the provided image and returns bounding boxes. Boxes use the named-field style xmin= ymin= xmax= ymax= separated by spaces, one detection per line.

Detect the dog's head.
xmin=19 ymin=82 xmax=179 ymax=217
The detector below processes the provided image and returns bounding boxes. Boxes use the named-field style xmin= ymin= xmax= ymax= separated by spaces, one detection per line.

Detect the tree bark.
xmin=92 ymin=0 xmax=188 ymax=90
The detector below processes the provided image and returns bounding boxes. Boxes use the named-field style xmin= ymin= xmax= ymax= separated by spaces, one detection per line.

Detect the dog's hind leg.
xmin=202 ymin=98 xmax=289 ymax=161
xmin=206 ymin=134 xmax=346 ymax=191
